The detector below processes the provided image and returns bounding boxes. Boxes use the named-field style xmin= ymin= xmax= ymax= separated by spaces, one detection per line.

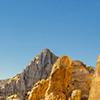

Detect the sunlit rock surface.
xmin=0 ymin=49 xmax=95 ymax=100
xmin=28 ymin=79 xmax=49 ymax=100
xmin=45 ymin=56 xmax=73 ymax=100
xmin=28 ymin=56 xmax=73 ymax=100
xmin=88 ymin=55 xmax=100 ymax=100
xmin=0 ymin=49 xmax=58 ymax=99
xmin=69 ymin=89 xmax=81 ymax=100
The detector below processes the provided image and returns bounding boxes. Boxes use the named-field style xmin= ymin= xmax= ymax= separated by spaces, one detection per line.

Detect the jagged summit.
xmin=0 ymin=49 xmax=58 ymax=99
xmin=31 ymin=48 xmax=57 ymax=64
xmin=42 ymin=48 xmax=52 ymax=53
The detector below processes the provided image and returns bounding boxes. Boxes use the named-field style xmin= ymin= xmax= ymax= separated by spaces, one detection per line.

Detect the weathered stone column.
xmin=88 ymin=55 xmax=100 ymax=100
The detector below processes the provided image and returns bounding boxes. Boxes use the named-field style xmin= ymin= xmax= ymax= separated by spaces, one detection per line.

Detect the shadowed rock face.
xmin=0 ymin=49 xmax=58 ymax=99
xmin=71 ymin=61 xmax=94 ymax=100
xmin=88 ymin=55 xmax=100 ymax=100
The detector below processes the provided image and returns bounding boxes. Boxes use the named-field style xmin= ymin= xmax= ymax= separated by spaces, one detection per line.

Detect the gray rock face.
xmin=0 ymin=49 xmax=58 ymax=99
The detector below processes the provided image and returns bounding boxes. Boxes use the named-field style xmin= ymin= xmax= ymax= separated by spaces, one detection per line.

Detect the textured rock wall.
xmin=28 ymin=56 xmax=73 ymax=100
xmin=28 ymin=79 xmax=49 ymax=100
xmin=28 ymin=57 xmax=94 ymax=100
xmin=0 ymin=49 xmax=58 ymax=99
xmin=71 ymin=61 xmax=94 ymax=99
xmin=0 ymin=49 xmax=95 ymax=100
xmin=88 ymin=55 xmax=100 ymax=100
xmin=45 ymin=56 xmax=73 ymax=100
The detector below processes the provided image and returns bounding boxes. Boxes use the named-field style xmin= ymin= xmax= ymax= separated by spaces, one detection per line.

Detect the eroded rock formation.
xmin=28 ymin=79 xmax=49 ymax=100
xmin=0 ymin=49 xmax=58 ymax=99
xmin=28 ymin=56 xmax=73 ymax=100
xmin=0 ymin=49 xmax=95 ymax=100
xmin=88 ymin=55 xmax=100 ymax=100
xmin=45 ymin=56 xmax=73 ymax=100
xmin=69 ymin=89 xmax=81 ymax=100
xmin=71 ymin=61 xmax=94 ymax=100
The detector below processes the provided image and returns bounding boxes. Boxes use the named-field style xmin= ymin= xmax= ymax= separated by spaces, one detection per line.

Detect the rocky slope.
xmin=0 ymin=49 xmax=58 ymax=99
xmin=28 ymin=56 xmax=73 ymax=100
xmin=0 ymin=49 xmax=95 ymax=100
xmin=28 ymin=56 xmax=94 ymax=100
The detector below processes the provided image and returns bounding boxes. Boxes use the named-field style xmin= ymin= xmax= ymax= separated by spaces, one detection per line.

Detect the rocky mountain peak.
xmin=0 ymin=48 xmax=58 ymax=99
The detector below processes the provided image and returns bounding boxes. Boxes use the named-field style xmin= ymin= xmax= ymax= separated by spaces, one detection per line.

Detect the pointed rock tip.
xmin=60 ymin=56 xmax=72 ymax=66
xmin=97 ymin=54 xmax=100 ymax=62
xmin=42 ymin=48 xmax=52 ymax=54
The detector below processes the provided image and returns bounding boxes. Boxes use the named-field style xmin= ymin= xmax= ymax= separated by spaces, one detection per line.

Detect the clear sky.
xmin=0 ymin=0 xmax=100 ymax=79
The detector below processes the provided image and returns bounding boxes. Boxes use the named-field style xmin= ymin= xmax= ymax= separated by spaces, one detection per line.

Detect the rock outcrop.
xmin=28 ymin=56 xmax=94 ymax=100
xmin=69 ymin=89 xmax=81 ymax=100
xmin=28 ymin=79 xmax=49 ymax=100
xmin=88 ymin=55 xmax=100 ymax=100
xmin=0 ymin=49 xmax=58 ymax=99
xmin=71 ymin=61 xmax=94 ymax=100
xmin=45 ymin=56 xmax=73 ymax=100
xmin=0 ymin=49 xmax=95 ymax=100
xmin=28 ymin=56 xmax=73 ymax=100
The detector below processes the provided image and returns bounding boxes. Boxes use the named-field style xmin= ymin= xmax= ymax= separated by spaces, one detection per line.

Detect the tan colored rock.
xmin=7 ymin=94 xmax=20 ymax=100
xmin=71 ymin=61 xmax=94 ymax=99
xmin=88 ymin=55 xmax=100 ymax=100
xmin=69 ymin=89 xmax=81 ymax=100
xmin=45 ymin=56 xmax=73 ymax=100
xmin=28 ymin=79 xmax=49 ymax=100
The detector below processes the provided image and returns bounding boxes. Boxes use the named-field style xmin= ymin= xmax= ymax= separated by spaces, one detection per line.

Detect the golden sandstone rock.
xmin=88 ymin=55 xmax=100 ymax=100
xmin=28 ymin=55 xmax=95 ymax=100
xmin=28 ymin=79 xmax=49 ymax=100
xmin=45 ymin=56 xmax=72 ymax=100
xmin=28 ymin=56 xmax=73 ymax=100
xmin=69 ymin=89 xmax=81 ymax=100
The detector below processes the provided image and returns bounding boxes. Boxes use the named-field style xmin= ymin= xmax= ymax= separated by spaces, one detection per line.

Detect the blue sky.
xmin=0 ymin=0 xmax=100 ymax=79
